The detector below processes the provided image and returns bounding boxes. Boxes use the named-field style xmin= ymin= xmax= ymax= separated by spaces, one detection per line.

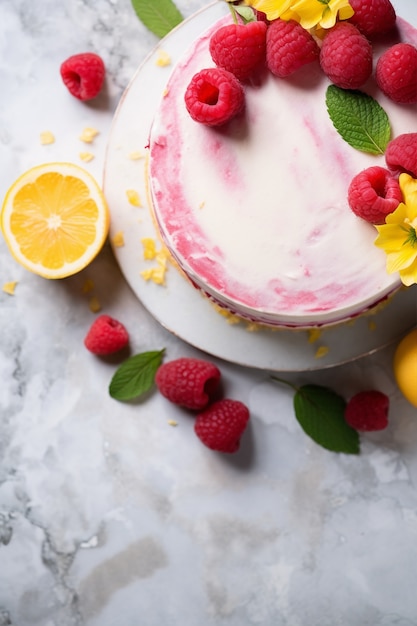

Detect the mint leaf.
xmin=109 ymin=349 xmax=165 ymax=401
xmin=131 ymin=0 xmax=183 ymax=38
xmin=294 ymin=384 xmax=360 ymax=454
xmin=325 ymin=85 xmax=391 ymax=154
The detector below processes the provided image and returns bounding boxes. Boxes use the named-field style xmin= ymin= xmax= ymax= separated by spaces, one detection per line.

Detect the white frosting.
xmin=149 ymin=16 xmax=416 ymax=327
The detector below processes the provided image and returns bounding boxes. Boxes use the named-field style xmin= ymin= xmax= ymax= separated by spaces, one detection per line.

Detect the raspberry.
xmin=194 ymin=399 xmax=250 ymax=453
xmin=344 ymin=390 xmax=389 ymax=431
xmin=209 ymin=20 xmax=267 ymax=82
xmin=320 ymin=22 xmax=373 ymax=89
xmin=155 ymin=357 xmax=221 ymax=410
xmin=385 ymin=133 xmax=417 ymax=178
xmin=60 ymin=52 xmax=105 ymax=101
xmin=376 ymin=43 xmax=417 ymax=104
xmin=184 ymin=68 xmax=245 ymax=126
xmin=347 ymin=166 xmax=402 ymax=224
xmin=348 ymin=0 xmax=396 ymax=37
xmin=84 ymin=315 xmax=129 ymax=355
xmin=266 ymin=19 xmax=320 ymax=78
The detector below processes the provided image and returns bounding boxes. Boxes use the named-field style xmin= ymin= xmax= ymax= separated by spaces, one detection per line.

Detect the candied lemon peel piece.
xmin=1 ymin=162 xmax=109 ymax=279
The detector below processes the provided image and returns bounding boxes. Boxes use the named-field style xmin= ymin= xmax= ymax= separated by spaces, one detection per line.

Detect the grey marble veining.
xmin=1 ymin=1 xmax=417 ymax=625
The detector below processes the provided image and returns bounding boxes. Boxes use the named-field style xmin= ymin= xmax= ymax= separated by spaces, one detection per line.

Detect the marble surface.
xmin=1 ymin=1 xmax=417 ymax=625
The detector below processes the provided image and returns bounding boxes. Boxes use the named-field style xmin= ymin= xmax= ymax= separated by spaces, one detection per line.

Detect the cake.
xmin=147 ymin=1 xmax=417 ymax=328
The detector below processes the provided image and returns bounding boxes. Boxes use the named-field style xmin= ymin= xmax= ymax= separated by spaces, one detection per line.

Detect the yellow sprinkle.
xmin=246 ymin=323 xmax=259 ymax=332
xmin=2 ymin=281 xmax=17 ymax=295
xmin=79 ymin=127 xmax=99 ymax=143
xmin=315 ymin=345 xmax=329 ymax=359
xmin=368 ymin=319 xmax=377 ymax=331
xmin=142 ymin=237 xmax=157 ymax=260
xmin=112 ymin=231 xmax=125 ymax=247
xmin=155 ymin=248 xmax=169 ymax=265
xmin=167 ymin=420 xmax=178 ymax=427
xmin=40 ymin=131 xmax=55 ymax=145
xmin=155 ymin=50 xmax=171 ymax=67
xmin=126 ymin=189 xmax=142 ymax=207
xmin=79 ymin=152 xmax=94 ymax=163
xmin=89 ymin=296 xmax=101 ymax=313
xmin=308 ymin=328 xmax=321 ymax=343
xmin=199 ymin=201 xmax=206 ymax=209
xmin=140 ymin=265 xmax=167 ymax=285
xmin=163 ymin=88 xmax=169 ymax=97
xmin=82 ymin=278 xmax=95 ymax=293
xmin=128 ymin=151 xmax=144 ymax=160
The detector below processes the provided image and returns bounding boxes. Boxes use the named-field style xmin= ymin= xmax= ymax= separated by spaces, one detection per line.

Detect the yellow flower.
xmin=244 ymin=0 xmax=293 ymax=21
xmin=374 ymin=174 xmax=417 ymax=287
xmin=245 ymin=0 xmax=354 ymax=29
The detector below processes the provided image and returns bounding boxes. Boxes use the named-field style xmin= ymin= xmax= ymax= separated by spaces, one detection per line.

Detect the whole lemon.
xmin=393 ymin=328 xmax=417 ymax=408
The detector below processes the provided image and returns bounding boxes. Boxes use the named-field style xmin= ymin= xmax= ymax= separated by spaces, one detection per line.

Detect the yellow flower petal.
xmin=399 ymin=258 xmax=417 ymax=286
xmin=245 ymin=0 xmax=292 ymax=20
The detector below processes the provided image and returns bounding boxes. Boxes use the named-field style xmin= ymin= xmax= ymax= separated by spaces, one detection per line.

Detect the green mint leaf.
xmin=131 ymin=0 xmax=183 ymax=38
xmin=325 ymin=85 xmax=391 ymax=154
xmin=109 ymin=349 xmax=165 ymax=401
xmin=294 ymin=384 xmax=360 ymax=454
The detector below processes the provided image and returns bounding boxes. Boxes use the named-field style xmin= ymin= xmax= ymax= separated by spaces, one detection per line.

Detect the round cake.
xmin=148 ymin=2 xmax=417 ymax=328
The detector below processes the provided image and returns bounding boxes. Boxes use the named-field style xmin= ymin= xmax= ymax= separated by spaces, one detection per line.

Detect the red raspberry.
xmin=385 ymin=133 xmax=417 ymax=178
xmin=155 ymin=357 xmax=221 ymax=410
xmin=320 ymin=22 xmax=373 ymax=89
xmin=84 ymin=315 xmax=129 ymax=355
xmin=344 ymin=390 xmax=389 ymax=431
xmin=184 ymin=68 xmax=245 ymax=126
xmin=209 ymin=20 xmax=267 ymax=82
xmin=194 ymin=399 xmax=250 ymax=453
xmin=376 ymin=43 xmax=417 ymax=104
xmin=347 ymin=166 xmax=402 ymax=224
xmin=266 ymin=19 xmax=320 ymax=78
xmin=60 ymin=52 xmax=105 ymax=101
xmin=348 ymin=0 xmax=396 ymax=38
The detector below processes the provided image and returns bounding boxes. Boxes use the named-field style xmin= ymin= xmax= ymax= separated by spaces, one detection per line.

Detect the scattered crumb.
xmin=126 ymin=189 xmax=142 ymax=207
xmin=141 ymin=237 xmax=157 ymax=260
xmin=199 ymin=201 xmax=205 ymax=209
xmin=308 ymin=328 xmax=321 ymax=343
xmin=2 ymin=281 xmax=17 ymax=295
xmin=40 ymin=131 xmax=55 ymax=145
xmin=315 ymin=345 xmax=329 ymax=358
xmin=167 ymin=420 xmax=178 ymax=427
xmin=212 ymin=304 xmax=241 ymax=325
xmin=140 ymin=265 xmax=167 ymax=285
xmin=82 ymin=278 xmax=95 ymax=293
xmin=163 ymin=88 xmax=169 ymax=97
xmin=89 ymin=296 xmax=102 ymax=312
xmin=368 ymin=320 xmax=377 ymax=331
xmin=128 ymin=150 xmax=144 ymax=160
xmin=155 ymin=50 xmax=171 ymax=67
xmin=112 ymin=231 xmax=125 ymax=247
xmin=79 ymin=151 xmax=94 ymax=163
xmin=79 ymin=127 xmax=99 ymax=143
xmin=246 ymin=323 xmax=259 ymax=332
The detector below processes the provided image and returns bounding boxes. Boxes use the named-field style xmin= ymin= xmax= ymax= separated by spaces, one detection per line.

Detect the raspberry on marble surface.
xmin=60 ymin=52 xmax=105 ymax=101
xmin=194 ymin=399 xmax=250 ymax=453
xmin=344 ymin=390 xmax=389 ymax=431
xmin=84 ymin=315 xmax=129 ymax=355
xmin=155 ymin=357 xmax=221 ymax=410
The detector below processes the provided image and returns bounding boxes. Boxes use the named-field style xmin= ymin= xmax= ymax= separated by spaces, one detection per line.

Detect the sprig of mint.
xmin=109 ymin=349 xmax=165 ymax=401
xmin=325 ymin=85 xmax=391 ymax=155
xmin=131 ymin=0 xmax=183 ymax=38
xmin=272 ymin=378 xmax=360 ymax=454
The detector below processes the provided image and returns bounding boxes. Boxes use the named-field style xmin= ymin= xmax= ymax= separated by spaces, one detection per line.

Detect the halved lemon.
xmin=1 ymin=162 xmax=109 ymax=279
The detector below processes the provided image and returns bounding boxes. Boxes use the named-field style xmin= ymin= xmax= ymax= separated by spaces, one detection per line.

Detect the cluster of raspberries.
xmin=84 ymin=315 xmax=390 ymax=452
xmin=184 ymin=0 xmax=417 ymax=127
